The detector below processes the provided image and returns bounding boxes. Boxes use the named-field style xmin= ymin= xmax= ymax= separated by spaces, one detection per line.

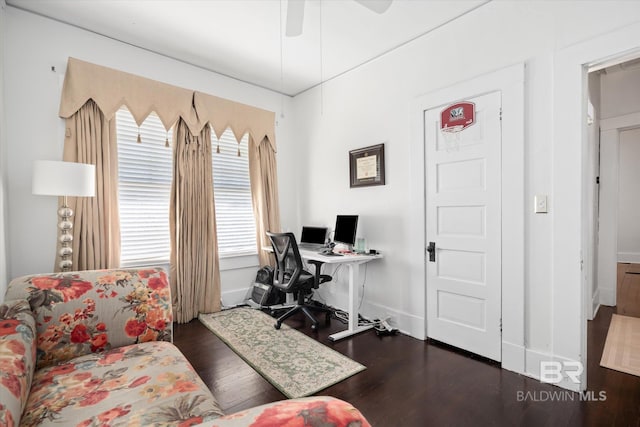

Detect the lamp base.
xmin=58 ymin=197 xmax=73 ymax=272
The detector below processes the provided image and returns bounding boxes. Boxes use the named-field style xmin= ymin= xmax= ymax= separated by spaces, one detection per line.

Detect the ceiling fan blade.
xmin=286 ymin=0 xmax=305 ymax=37
xmin=353 ymin=0 xmax=393 ymax=14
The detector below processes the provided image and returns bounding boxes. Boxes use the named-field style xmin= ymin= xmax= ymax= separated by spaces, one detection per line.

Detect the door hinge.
xmin=596 ymin=176 xmax=600 ymax=184
xmin=499 ymin=318 xmax=502 ymax=332
xmin=499 ymin=108 xmax=503 ymax=121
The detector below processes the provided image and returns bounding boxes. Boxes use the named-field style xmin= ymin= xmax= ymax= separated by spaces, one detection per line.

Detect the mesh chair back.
xmin=267 ymin=231 xmax=305 ymax=292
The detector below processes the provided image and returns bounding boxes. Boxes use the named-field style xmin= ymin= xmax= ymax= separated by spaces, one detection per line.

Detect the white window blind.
xmin=116 ymin=107 xmax=257 ymax=268
xmin=116 ymin=108 xmax=172 ymax=267
xmin=212 ymin=132 xmax=257 ymax=257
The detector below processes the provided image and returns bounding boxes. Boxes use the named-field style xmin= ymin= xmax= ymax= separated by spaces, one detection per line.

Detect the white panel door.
xmin=425 ymin=91 xmax=502 ymax=362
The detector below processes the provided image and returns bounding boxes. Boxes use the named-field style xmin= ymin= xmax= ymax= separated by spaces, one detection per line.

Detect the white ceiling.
xmin=7 ymin=0 xmax=489 ymax=96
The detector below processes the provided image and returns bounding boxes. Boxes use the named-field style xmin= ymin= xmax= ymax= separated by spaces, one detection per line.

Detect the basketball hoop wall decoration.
xmin=440 ymin=101 xmax=475 ymax=151
xmin=441 ymin=101 xmax=475 ymax=131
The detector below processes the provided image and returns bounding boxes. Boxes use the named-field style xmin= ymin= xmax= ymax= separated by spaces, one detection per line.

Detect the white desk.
xmin=297 ymin=249 xmax=383 ymax=341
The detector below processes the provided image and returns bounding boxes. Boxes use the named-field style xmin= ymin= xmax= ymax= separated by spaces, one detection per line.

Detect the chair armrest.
xmin=306 ymin=260 xmax=332 ymax=288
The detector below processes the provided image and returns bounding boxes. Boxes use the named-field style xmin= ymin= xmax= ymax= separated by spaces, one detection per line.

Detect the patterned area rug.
xmin=198 ymin=307 xmax=365 ymax=398
xmin=600 ymin=314 xmax=640 ymax=377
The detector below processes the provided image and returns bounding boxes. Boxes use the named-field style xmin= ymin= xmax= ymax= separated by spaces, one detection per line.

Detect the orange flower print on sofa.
xmin=251 ymin=398 xmax=372 ymax=427
xmin=5 ymin=269 xmax=173 ymax=369
xmin=0 ymin=319 xmax=21 ymax=335
xmin=30 ymin=276 xmax=93 ymax=304
xmin=70 ymin=323 xmax=91 ymax=343
xmin=124 ymin=319 xmax=147 ymax=338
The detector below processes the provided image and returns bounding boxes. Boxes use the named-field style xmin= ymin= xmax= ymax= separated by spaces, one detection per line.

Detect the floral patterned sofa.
xmin=0 ymin=268 xmax=370 ymax=426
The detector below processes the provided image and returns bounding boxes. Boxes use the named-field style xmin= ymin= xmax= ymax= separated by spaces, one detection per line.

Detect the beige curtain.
xmin=57 ymin=58 xmax=277 ymax=309
xmin=249 ymin=136 xmax=281 ymax=266
xmin=60 ymin=99 xmax=120 ymax=271
xmin=170 ymin=119 xmax=221 ymax=323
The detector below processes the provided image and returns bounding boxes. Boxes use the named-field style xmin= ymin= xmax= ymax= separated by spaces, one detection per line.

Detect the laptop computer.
xmin=298 ymin=226 xmax=328 ymax=250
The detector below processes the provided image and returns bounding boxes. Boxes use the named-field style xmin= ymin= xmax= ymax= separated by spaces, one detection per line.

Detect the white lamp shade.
xmin=32 ymin=160 xmax=96 ymax=197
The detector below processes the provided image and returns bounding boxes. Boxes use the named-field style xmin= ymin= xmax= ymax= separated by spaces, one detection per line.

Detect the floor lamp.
xmin=32 ymin=160 xmax=96 ymax=272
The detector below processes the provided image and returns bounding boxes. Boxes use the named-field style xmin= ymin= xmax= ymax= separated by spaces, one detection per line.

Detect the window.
xmin=212 ymin=131 xmax=257 ymax=257
xmin=116 ymin=109 xmax=173 ymax=267
xmin=116 ymin=108 xmax=257 ymax=267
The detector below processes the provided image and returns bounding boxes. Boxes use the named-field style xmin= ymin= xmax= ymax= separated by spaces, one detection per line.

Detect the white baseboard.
xmin=599 ymin=287 xmax=616 ymax=306
xmin=316 ymin=285 xmax=426 ymax=339
xmin=618 ymin=252 xmax=640 ymax=264
xmin=221 ymin=287 xmax=251 ymax=308
xmin=502 ymin=341 xmax=525 ymax=373
xmin=361 ymin=300 xmax=426 ymax=340
xmin=589 ymin=288 xmax=600 ymax=320
xmin=525 ymin=348 xmax=583 ymax=392
xmin=592 ymin=302 xmax=600 ymax=320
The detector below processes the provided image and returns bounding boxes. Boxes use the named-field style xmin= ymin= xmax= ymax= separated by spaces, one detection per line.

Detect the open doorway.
xmin=554 ymin=21 xmax=640 ymax=392
xmin=585 ymin=56 xmax=640 ymax=382
xmin=589 ymin=57 xmax=640 ymax=320
xmin=616 ymin=125 xmax=640 ymax=317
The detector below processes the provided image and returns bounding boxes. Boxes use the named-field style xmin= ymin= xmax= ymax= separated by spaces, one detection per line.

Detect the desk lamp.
xmin=32 ymin=160 xmax=96 ymax=271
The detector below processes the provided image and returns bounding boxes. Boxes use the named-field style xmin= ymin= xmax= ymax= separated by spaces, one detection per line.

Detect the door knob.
xmin=427 ymin=241 xmax=436 ymax=262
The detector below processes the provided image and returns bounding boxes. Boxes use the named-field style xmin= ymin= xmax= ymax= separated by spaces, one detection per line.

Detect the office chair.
xmin=266 ymin=231 xmax=333 ymax=331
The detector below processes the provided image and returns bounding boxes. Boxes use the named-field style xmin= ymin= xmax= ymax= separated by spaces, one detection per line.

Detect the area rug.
xmin=198 ymin=307 xmax=365 ymax=398
xmin=600 ymin=314 xmax=640 ymax=377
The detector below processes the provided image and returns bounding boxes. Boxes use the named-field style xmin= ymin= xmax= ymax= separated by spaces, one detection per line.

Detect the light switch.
xmin=534 ymin=195 xmax=548 ymax=213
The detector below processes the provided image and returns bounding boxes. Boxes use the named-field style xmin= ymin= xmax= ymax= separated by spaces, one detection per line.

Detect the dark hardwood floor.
xmin=173 ymin=306 xmax=640 ymax=426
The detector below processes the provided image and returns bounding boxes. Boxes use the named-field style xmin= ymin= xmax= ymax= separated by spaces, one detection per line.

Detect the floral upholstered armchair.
xmin=0 ymin=268 xmax=371 ymax=427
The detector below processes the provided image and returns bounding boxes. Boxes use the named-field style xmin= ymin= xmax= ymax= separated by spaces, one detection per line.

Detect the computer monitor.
xmin=333 ymin=215 xmax=358 ymax=246
xmin=300 ymin=226 xmax=328 ymax=245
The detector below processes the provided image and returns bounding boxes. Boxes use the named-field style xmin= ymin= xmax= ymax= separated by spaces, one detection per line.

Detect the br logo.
xmin=540 ymin=361 xmax=583 ymax=384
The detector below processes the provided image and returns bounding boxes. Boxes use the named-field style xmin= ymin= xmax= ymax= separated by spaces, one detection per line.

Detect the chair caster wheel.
xmin=274 ymin=323 xmax=281 ymax=330
xmin=311 ymin=324 xmax=318 ymax=331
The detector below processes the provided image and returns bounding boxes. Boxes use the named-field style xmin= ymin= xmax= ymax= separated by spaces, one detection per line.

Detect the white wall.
xmin=618 ymin=128 xmax=640 ymax=263
xmin=3 ymin=7 xmax=294 ymax=304
xmin=601 ymin=66 xmax=640 ymax=120
xmin=291 ymin=1 xmax=640 ymax=380
xmin=0 ymin=0 xmax=8 ymax=299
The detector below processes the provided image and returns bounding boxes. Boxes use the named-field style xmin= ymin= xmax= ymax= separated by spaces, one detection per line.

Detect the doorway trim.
xmin=410 ymin=63 xmax=525 ymax=374
xmin=555 ymin=22 xmax=640 ymax=392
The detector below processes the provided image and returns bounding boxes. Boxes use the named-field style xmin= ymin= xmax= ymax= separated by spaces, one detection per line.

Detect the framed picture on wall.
xmin=349 ymin=143 xmax=385 ymax=188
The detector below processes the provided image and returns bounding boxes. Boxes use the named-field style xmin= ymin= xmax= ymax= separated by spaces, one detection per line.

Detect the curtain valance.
xmin=58 ymin=58 xmax=276 ymax=150
xmin=194 ymin=92 xmax=276 ymax=151
xmin=59 ymin=58 xmax=198 ymax=132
